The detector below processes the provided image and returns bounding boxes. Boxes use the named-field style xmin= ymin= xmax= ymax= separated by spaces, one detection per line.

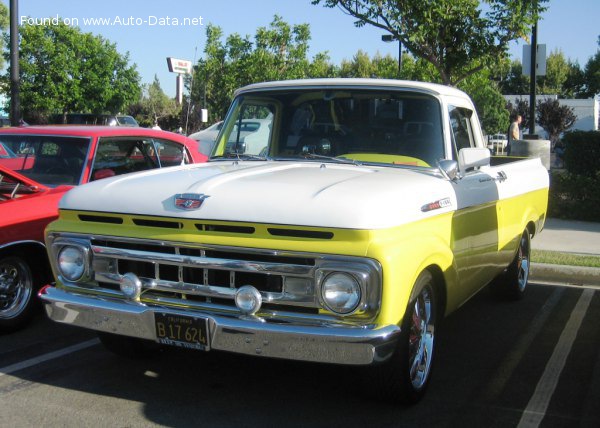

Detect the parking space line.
xmin=0 ymin=338 xmax=99 ymax=377
xmin=517 ymin=289 xmax=595 ymax=428
xmin=483 ymin=287 xmax=565 ymax=401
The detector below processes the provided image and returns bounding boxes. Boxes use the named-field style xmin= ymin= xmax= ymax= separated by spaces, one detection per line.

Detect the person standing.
xmin=507 ymin=114 xmax=522 ymax=155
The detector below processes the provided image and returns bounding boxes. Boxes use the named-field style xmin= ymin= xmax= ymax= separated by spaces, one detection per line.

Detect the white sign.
xmin=167 ymin=57 xmax=193 ymax=74
xmin=522 ymin=44 xmax=547 ymax=76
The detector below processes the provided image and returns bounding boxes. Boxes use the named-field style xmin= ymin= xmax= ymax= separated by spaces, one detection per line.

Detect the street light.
xmin=381 ymin=34 xmax=402 ymax=75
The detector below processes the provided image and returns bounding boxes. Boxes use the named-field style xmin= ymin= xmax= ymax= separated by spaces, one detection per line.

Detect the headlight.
xmin=57 ymin=245 xmax=86 ymax=281
xmin=321 ymin=272 xmax=361 ymax=314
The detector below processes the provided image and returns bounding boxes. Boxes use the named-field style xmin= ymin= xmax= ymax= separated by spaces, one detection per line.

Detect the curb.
xmin=530 ymin=263 xmax=600 ymax=287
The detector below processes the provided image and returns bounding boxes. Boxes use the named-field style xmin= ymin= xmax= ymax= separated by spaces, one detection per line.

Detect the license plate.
xmin=154 ymin=313 xmax=210 ymax=351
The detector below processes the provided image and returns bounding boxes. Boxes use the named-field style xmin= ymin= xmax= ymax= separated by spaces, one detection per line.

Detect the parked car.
xmin=487 ymin=133 xmax=508 ymax=154
xmin=0 ymin=126 xmax=206 ymax=332
xmin=189 ymin=119 xmax=271 ymax=156
xmin=40 ymin=79 xmax=548 ymax=403
xmin=188 ymin=121 xmax=223 ymax=156
xmin=49 ymin=113 xmax=139 ymax=127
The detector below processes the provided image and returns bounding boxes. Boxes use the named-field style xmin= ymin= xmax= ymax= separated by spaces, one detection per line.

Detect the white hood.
xmin=60 ymin=161 xmax=454 ymax=229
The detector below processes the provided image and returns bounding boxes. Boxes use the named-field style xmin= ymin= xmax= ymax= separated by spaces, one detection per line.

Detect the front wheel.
xmin=368 ymin=270 xmax=438 ymax=404
xmin=0 ymin=256 xmax=38 ymax=332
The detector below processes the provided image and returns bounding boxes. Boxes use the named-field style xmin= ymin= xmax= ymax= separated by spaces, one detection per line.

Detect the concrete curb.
xmin=530 ymin=263 xmax=600 ymax=287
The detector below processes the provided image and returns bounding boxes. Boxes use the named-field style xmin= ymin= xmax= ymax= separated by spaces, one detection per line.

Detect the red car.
xmin=0 ymin=126 xmax=206 ymax=331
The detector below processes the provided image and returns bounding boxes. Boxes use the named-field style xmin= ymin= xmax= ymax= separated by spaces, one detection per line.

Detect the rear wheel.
xmin=369 ymin=270 xmax=438 ymax=404
xmin=0 ymin=256 xmax=39 ymax=332
xmin=492 ymin=230 xmax=531 ymax=300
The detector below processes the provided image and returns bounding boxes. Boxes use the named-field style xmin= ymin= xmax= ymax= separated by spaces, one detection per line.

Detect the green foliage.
xmin=130 ymin=76 xmax=180 ymax=128
xmin=459 ymin=70 xmax=509 ymax=134
xmin=312 ymin=0 xmax=547 ymax=86
xmin=536 ymin=99 xmax=576 ymax=146
xmin=561 ymin=131 xmax=600 ymax=177
xmin=549 ymin=131 xmax=600 ymax=222
xmin=190 ymin=16 xmax=336 ymax=127
xmin=548 ymin=170 xmax=600 ymax=222
xmin=538 ymin=50 xmax=571 ymax=96
xmin=581 ymin=50 xmax=600 ymax=98
xmin=0 ymin=3 xmax=7 ymax=71
xmin=2 ymin=21 xmax=141 ymax=123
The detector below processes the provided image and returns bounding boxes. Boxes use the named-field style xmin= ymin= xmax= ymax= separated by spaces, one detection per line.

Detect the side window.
xmin=448 ymin=106 xmax=475 ymax=158
xmin=224 ymin=103 xmax=274 ymax=156
xmin=154 ymin=139 xmax=186 ymax=167
xmin=92 ymin=138 xmax=156 ymax=180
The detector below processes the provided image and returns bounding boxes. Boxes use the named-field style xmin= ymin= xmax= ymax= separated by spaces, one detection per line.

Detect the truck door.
xmin=448 ymin=106 xmax=501 ymax=300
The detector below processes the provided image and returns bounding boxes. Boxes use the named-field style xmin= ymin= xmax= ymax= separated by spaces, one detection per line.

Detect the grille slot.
xmin=132 ymin=219 xmax=183 ymax=229
xmin=268 ymin=228 xmax=334 ymax=239
xmin=79 ymin=215 xmax=123 ymax=224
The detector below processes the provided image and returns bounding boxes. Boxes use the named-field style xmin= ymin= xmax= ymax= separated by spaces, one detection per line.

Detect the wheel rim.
xmin=517 ymin=233 xmax=530 ymax=292
xmin=0 ymin=258 xmax=33 ymax=319
xmin=408 ymin=284 xmax=435 ymax=390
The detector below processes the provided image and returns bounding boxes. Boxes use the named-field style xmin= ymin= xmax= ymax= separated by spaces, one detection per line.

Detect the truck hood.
xmin=60 ymin=161 xmax=455 ymax=229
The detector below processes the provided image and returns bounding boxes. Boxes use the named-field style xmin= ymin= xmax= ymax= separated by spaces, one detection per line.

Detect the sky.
xmin=10 ymin=0 xmax=600 ymax=97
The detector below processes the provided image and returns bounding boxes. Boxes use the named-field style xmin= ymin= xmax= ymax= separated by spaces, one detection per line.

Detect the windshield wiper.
xmin=211 ymin=152 xmax=269 ymax=161
xmin=300 ymin=152 xmax=362 ymax=166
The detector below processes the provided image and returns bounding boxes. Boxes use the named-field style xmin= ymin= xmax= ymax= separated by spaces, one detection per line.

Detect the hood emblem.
xmin=174 ymin=193 xmax=209 ymax=210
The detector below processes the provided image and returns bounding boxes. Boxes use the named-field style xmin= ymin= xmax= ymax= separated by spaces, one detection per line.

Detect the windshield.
xmin=212 ymin=89 xmax=445 ymax=168
xmin=0 ymin=135 xmax=90 ymax=187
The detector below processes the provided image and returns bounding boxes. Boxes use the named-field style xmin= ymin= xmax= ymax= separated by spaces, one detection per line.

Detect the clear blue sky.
xmin=12 ymin=0 xmax=600 ymax=97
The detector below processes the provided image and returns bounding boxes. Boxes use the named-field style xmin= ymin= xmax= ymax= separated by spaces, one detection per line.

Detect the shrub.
xmin=561 ymin=130 xmax=600 ymax=177
xmin=548 ymin=170 xmax=600 ymax=221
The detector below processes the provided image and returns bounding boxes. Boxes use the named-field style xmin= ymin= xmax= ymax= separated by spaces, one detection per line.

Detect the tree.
xmin=2 ymin=21 xmax=140 ymax=123
xmin=190 ymin=16 xmax=333 ymax=125
xmin=581 ymin=38 xmax=600 ymax=98
xmin=538 ymin=50 xmax=571 ymax=96
xmin=0 ymin=3 xmax=8 ymax=71
xmin=312 ymin=0 xmax=547 ymax=86
xmin=459 ymin=70 xmax=509 ymax=134
xmin=536 ymin=99 xmax=576 ymax=147
xmin=131 ymin=76 xmax=179 ymax=128
xmin=497 ymin=59 xmax=529 ymax=95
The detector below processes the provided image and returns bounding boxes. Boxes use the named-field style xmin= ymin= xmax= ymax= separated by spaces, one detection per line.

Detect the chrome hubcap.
xmin=517 ymin=234 xmax=530 ymax=292
xmin=0 ymin=259 xmax=32 ymax=319
xmin=408 ymin=285 xmax=435 ymax=389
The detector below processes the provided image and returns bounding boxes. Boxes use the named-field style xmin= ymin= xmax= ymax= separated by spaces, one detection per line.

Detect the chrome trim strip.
xmin=91 ymin=244 xmax=315 ymax=276
xmin=41 ymin=286 xmax=399 ymax=365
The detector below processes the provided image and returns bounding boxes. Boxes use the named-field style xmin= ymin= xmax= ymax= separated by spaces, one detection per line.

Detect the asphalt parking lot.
xmin=1 ymin=281 xmax=599 ymax=427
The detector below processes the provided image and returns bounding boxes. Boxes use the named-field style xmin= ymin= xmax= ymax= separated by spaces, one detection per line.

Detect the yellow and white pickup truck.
xmin=40 ymin=79 xmax=548 ymax=403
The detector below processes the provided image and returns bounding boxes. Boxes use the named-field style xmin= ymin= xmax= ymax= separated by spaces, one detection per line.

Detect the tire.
xmin=491 ymin=230 xmax=531 ymax=301
xmin=98 ymin=332 xmax=161 ymax=359
xmin=368 ymin=270 xmax=438 ymax=404
xmin=0 ymin=256 xmax=39 ymax=332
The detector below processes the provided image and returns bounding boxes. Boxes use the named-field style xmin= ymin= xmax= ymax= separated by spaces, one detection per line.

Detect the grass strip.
xmin=532 ymin=250 xmax=600 ymax=268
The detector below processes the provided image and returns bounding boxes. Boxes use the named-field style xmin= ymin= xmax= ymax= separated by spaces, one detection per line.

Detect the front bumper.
xmin=40 ymin=286 xmax=400 ymax=365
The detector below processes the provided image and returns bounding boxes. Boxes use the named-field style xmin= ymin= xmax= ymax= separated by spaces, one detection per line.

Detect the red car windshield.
xmin=0 ymin=135 xmax=90 ymax=187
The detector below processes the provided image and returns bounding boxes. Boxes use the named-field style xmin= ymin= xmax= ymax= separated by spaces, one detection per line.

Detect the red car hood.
xmin=0 ymin=163 xmax=49 ymax=192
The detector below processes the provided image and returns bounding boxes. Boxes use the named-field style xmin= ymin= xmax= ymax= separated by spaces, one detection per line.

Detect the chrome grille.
xmin=50 ymin=234 xmax=382 ymax=320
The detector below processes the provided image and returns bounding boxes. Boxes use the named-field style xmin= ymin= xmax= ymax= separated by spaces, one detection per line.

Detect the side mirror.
xmin=458 ymin=147 xmax=490 ymax=171
xmin=438 ymin=159 xmax=459 ymax=181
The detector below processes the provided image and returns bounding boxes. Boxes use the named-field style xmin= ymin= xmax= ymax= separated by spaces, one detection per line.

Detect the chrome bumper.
xmin=40 ymin=286 xmax=400 ymax=365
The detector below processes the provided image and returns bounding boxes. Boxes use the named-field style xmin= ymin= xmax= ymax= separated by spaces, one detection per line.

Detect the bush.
xmin=548 ymin=171 xmax=600 ymax=221
xmin=562 ymin=131 xmax=600 ymax=177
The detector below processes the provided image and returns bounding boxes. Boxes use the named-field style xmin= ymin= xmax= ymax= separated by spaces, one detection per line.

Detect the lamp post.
xmin=381 ymin=34 xmax=402 ymax=76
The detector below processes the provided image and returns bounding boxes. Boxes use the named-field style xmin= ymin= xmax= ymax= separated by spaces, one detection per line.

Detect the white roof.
xmin=235 ymin=78 xmax=469 ymax=99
